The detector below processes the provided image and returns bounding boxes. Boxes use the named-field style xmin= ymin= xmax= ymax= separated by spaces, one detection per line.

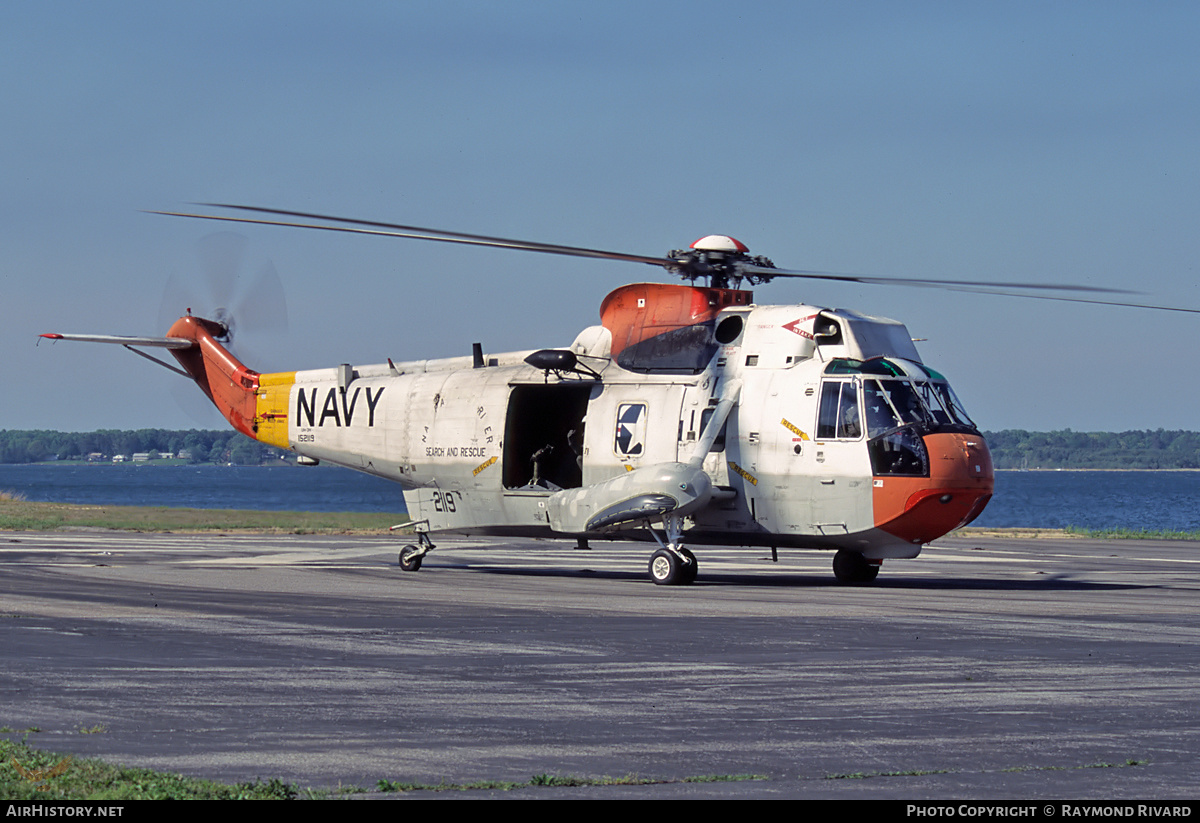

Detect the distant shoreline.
xmin=996 ymin=467 xmax=1200 ymax=472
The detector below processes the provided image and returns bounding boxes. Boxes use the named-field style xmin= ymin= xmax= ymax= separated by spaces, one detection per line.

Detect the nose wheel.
xmin=832 ymin=549 xmax=881 ymax=584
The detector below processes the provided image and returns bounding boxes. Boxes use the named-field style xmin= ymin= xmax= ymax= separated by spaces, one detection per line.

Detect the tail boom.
xmin=164 ymin=316 xmax=293 ymax=448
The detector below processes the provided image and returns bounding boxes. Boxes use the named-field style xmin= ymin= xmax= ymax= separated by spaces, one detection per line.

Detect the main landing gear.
xmin=648 ymin=547 xmax=698 ymax=585
xmin=832 ymin=549 xmax=881 ymax=585
xmin=647 ymin=515 xmax=698 ymax=585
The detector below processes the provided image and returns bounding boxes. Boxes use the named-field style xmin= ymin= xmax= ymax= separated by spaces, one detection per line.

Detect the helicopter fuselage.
xmin=46 ymin=206 xmax=1148 ymax=584
xmin=201 ymin=283 xmax=994 ymax=562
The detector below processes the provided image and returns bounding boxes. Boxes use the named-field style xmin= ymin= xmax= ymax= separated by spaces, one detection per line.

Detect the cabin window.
xmin=615 ymin=403 xmax=647 ymax=456
xmin=698 ymin=407 xmax=728 ymax=453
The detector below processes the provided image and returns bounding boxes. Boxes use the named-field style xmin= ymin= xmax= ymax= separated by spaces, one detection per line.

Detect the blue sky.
xmin=4 ymin=1 xmax=1199 ymax=432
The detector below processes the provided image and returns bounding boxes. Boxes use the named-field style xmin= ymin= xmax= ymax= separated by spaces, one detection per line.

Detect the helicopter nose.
xmin=872 ymin=433 xmax=995 ymax=545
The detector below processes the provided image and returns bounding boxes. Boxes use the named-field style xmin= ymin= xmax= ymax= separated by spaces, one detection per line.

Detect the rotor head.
xmin=667 ymin=235 xmax=776 ymax=289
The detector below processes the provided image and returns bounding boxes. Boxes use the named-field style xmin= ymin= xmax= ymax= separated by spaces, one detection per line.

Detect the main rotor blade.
xmin=740 ymin=264 xmax=1135 ymax=295
xmin=921 ymin=285 xmax=1200 ymax=314
xmin=153 ymin=205 xmax=1181 ymax=308
xmin=150 ymin=204 xmax=674 ymax=268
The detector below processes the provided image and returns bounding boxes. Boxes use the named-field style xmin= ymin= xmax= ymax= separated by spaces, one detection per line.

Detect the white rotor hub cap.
xmin=691 ymin=235 xmax=748 ymax=252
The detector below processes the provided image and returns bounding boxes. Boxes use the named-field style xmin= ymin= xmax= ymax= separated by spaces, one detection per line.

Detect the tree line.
xmin=983 ymin=429 xmax=1200 ymax=469
xmin=4 ymin=427 xmax=1200 ymax=469
xmin=0 ymin=429 xmax=280 ymax=465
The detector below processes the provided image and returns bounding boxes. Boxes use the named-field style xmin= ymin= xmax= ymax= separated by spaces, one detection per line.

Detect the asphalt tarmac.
xmin=2 ymin=530 xmax=1199 ymax=799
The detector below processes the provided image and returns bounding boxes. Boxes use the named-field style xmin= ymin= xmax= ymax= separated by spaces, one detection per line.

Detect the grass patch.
xmin=952 ymin=525 xmax=1200 ymax=541
xmin=1 ymin=738 xmax=299 ymax=800
xmin=950 ymin=527 xmax=1075 ymax=539
xmin=376 ymin=772 xmax=767 ymax=793
xmin=4 ymin=737 xmax=766 ymax=799
xmin=1063 ymin=525 xmax=1200 ymax=541
xmin=828 ymin=759 xmax=1144 ymax=780
xmin=826 ymin=768 xmax=951 ymax=780
xmin=0 ymin=499 xmax=406 ymax=534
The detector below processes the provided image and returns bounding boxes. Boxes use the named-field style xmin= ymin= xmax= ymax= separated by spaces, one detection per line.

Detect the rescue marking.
xmin=728 ymin=460 xmax=758 ymax=486
xmin=780 ymin=417 xmax=810 ymax=440
xmin=426 ymin=446 xmax=490 ymax=458
xmin=473 ymin=455 xmax=498 ymax=476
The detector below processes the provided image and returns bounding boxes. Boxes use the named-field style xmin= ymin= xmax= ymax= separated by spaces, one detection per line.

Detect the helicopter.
xmin=41 ymin=204 xmax=1181 ymax=586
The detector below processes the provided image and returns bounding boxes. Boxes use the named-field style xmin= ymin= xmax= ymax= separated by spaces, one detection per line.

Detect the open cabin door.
xmin=502 ymin=383 xmax=594 ymax=491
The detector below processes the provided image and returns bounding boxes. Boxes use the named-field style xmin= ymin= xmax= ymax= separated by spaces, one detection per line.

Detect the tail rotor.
xmin=159 ymin=232 xmax=290 ymax=425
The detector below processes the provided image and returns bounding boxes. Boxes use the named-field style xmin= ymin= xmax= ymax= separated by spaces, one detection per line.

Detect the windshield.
xmin=862 ymin=377 xmax=976 ymax=438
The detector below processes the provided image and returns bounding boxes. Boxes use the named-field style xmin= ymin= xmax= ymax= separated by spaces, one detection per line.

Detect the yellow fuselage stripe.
xmin=254 ymin=371 xmax=296 ymax=449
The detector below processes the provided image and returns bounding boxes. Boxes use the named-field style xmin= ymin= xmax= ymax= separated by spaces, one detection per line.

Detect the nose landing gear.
xmin=833 ymin=549 xmax=881 ymax=584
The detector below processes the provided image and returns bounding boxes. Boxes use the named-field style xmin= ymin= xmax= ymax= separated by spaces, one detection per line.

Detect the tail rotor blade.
xmin=233 ymin=260 xmax=289 ymax=336
xmin=196 ymin=231 xmax=248 ymax=317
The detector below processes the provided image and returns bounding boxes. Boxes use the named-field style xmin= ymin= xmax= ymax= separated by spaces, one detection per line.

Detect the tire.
xmin=679 ymin=548 xmax=698 ymax=585
xmin=649 ymin=549 xmax=683 ymax=585
xmin=399 ymin=545 xmax=423 ymax=572
xmin=832 ymin=549 xmax=879 ymax=585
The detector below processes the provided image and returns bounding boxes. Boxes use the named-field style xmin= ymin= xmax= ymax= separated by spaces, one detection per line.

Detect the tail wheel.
xmin=399 ymin=545 xmax=423 ymax=572
xmin=832 ymin=549 xmax=880 ymax=585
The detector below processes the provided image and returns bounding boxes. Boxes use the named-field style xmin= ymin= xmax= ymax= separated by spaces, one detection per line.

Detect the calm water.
xmin=0 ymin=463 xmax=404 ymax=513
xmin=2 ymin=464 xmax=1200 ymax=531
xmin=973 ymin=470 xmax=1200 ymax=532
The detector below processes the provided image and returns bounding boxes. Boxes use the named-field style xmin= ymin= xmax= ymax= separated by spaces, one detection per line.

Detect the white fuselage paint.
xmin=282 ymin=304 xmax=933 ymax=555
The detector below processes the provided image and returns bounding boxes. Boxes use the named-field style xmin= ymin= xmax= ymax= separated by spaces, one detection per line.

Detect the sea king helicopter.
xmin=41 ymin=204 xmax=1170 ymax=585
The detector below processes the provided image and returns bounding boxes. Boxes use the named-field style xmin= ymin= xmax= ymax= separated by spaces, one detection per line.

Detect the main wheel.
xmin=399 ymin=545 xmax=423 ymax=572
xmin=679 ymin=548 xmax=698 ymax=584
xmin=832 ymin=549 xmax=879 ymax=585
xmin=649 ymin=549 xmax=685 ymax=585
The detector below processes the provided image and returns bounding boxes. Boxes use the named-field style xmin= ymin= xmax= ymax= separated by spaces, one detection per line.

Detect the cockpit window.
xmin=912 ymin=381 xmax=975 ymax=428
xmin=862 ymin=378 xmax=976 ymax=436
xmin=822 ymin=357 xmax=976 ymax=440
xmin=817 ymin=380 xmax=862 ymax=439
xmin=824 ymin=357 xmax=904 ymax=376
xmin=863 ymin=380 xmax=927 ymax=435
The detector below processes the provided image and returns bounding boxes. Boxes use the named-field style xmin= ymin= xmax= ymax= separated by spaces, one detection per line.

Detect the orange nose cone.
xmin=873 ymin=433 xmax=994 ymax=545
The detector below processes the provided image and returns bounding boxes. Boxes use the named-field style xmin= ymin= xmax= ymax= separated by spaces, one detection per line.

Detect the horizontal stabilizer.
xmin=39 ymin=333 xmax=194 ymax=349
